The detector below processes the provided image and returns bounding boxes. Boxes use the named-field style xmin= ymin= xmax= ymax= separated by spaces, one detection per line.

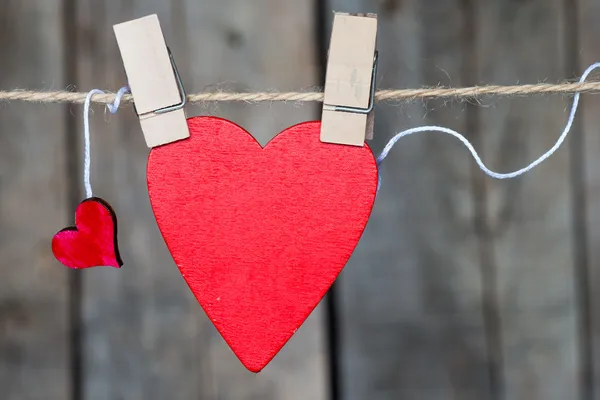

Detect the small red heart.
xmin=52 ymin=197 xmax=122 ymax=269
xmin=147 ymin=117 xmax=377 ymax=372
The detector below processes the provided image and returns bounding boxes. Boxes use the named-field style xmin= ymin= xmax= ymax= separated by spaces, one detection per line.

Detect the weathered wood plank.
xmin=328 ymin=1 xmax=492 ymax=399
xmin=576 ymin=0 xmax=600 ymax=398
xmin=476 ymin=1 xmax=579 ymax=398
xmin=0 ymin=1 xmax=70 ymax=399
xmin=75 ymin=2 xmax=327 ymax=399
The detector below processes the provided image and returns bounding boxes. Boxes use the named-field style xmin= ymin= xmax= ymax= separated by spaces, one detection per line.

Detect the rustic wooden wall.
xmin=73 ymin=2 xmax=326 ymax=400
xmin=2 ymin=1 xmax=600 ymax=399
xmin=328 ymin=1 xmax=492 ymax=399
xmin=0 ymin=2 xmax=70 ymax=399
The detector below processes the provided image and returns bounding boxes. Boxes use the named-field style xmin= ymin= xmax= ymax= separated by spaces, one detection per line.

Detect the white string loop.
xmin=376 ymin=62 xmax=600 ymax=184
xmin=83 ymin=86 xmax=130 ymax=198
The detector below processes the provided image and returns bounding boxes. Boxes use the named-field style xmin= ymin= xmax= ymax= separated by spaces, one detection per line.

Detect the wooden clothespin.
xmin=114 ymin=14 xmax=189 ymax=148
xmin=321 ymin=13 xmax=378 ymax=147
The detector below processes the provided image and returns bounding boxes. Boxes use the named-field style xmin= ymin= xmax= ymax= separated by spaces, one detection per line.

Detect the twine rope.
xmin=3 ymin=82 xmax=600 ymax=105
xmin=42 ymin=60 xmax=600 ymax=196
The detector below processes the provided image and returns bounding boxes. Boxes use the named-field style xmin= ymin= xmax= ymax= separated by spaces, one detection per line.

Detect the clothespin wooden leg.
xmin=320 ymin=12 xmax=378 ymax=147
xmin=114 ymin=14 xmax=190 ymax=148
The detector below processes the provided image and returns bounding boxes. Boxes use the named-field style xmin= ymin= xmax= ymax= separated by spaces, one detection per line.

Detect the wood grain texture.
xmin=476 ymin=1 xmax=579 ymax=398
xmin=328 ymin=1 xmax=492 ymax=399
xmin=0 ymin=1 xmax=70 ymax=399
xmin=576 ymin=0 xmax=600 ymax=398
xmin=148 ymin=117 xmax=376 ymax=372
xmin=75 ymin=1 xmax=326 ymax=399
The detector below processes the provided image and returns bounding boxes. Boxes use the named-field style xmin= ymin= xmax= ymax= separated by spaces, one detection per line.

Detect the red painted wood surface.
xmin=52 ymin=198 xmax=122 ymax=269
xmin=147 ymin=117 xmax=377 ymax=372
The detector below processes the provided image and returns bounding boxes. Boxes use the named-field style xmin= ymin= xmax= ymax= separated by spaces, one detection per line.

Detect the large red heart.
xmin=147 ymin=117 xmax=377 ymax=372
xmin=52 ymin=197 xmax=122 ymax=269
